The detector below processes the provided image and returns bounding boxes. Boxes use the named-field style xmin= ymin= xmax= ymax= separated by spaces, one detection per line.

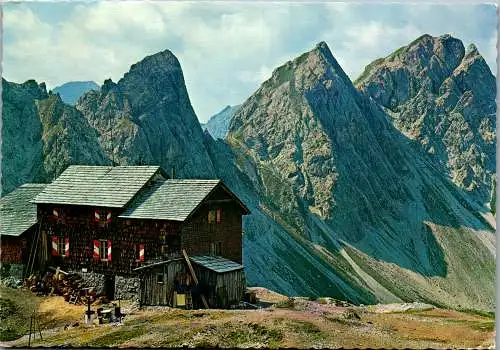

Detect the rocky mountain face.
xmin=76 ymin=50 xmax=216 ymax=178
xmin=201 ymin=105 xmax=241 ymax=140
xmin=226 ymin=39 xmax=495 ymax=310
xmin=52 ymin=81 xmax=100 ymax=105
xmin=2 ymin=79 xmax=47 ymax=194
xmin=35 ymin=94 xmax=108 ymax=180
xmin=355 ymin=34 xmax=496 ymax=206
xmin=1 ymin=79 xmax=108 ymax=195
xmin=204 ymin=134 xmax=377 ymax=303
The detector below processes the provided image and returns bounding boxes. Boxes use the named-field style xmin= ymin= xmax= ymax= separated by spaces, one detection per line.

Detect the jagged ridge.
xmin=355 ymin=34 xmax=496 ymax=205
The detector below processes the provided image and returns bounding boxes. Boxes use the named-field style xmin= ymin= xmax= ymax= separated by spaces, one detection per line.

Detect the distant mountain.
xmin=52 ymin=81 xmax=100 ymax=105
xmin=355 ymin=34 xmax=496 ymax=205
xmin=201 ymin=105 xmax=241 ymax=140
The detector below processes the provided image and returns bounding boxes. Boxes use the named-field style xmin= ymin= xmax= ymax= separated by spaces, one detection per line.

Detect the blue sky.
xmin=2 ymin=2 xmax=497 ymax=122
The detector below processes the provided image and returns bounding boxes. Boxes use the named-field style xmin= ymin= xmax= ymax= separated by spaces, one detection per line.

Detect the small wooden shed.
xmin=190 ymin=255 xmax=245 ymax=308
xmin=137 ymin=255 xmax=245 ymax=309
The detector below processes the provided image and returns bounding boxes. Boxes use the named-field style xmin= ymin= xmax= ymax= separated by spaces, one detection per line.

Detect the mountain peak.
xmin=261 ymin=40 xmax=353 ymax=98
xmin=465 ymin=43 xmax=480 ymax=58
xmin=119 ymin=49 xmax=182 ymax=89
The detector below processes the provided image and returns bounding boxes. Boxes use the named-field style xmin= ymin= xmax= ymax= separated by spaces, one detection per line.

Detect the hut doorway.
xmin=105 ymin=275 xmax=115 ymax=300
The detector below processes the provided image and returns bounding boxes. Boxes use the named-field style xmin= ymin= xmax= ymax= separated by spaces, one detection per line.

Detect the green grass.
xmin=0 ymin=287 xmax=40 ymax=341
xmin=274 ymin=298 xmax=295 ymax=309
xmin=223 ymin=322 xmax=283 ymax=348
xmin=289 ymin=320 xmax=321 ymax=334
xmin=89 ymin=327 xmax=147 ymax=347
xmin=458 ymin=308 xmax=495 ymax=319
xmin=469 ymin=321 xmax=495 ymax=332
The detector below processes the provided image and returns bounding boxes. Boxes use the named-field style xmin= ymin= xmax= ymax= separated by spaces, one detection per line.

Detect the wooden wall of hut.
xmin=0 ymin=235 xmax=27 ymax=263
xmin=182 ymin=203 xmax=243 ymax=264
xmin=193 ymin=265 xmax=245 ymax=308
xmin=140 ymin=260 xmax=186 ymax=306
xmin=37 ymin=204 xmax=181 ymax=276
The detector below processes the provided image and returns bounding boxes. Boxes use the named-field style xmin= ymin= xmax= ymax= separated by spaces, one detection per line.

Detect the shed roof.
xmin=190 ymin=255 xmax=244 ymax=273
xmin=1 ymin=183 xmax=47 ymax=237
xmin=119 ymin=179 xmax=249 ymax=221
xmin=32 ymin=165 xmax=161 ymax=208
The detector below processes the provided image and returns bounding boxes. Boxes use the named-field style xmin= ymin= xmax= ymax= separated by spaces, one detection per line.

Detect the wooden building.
xmin=136 ymin=255 xmax=245 ymax=308
xmin=28 ymin=165 xmax=250 ymax=307
xmin=0 ymin=184 xmax=47 ymax=279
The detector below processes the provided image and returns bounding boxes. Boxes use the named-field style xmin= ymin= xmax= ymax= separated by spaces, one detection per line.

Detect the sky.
xmin=2 ymin=2 xmax=497 ymax=122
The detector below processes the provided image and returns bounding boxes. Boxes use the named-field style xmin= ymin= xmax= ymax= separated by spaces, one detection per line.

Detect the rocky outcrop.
xmin=202 ymin=105 xmax=241 ymax=140
xmin=36 ymin=94 xmax=109 ymax=179
xmin=355 ymin=34 xmax=496 ymax=205
xmin=76 ymin=50 xmax=216 ymax=178
xmin=1 ymin=79 xmax=108 ymax=194
xmin=1 ymin=79 xmax=47 ymax=195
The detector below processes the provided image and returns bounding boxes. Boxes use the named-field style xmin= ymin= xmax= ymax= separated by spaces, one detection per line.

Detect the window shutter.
xmin=216 ymin=208 xmax=222 ymax=223
xmin=106 ymin=211 xmax=112 ymax=223
xmin=139 ymin=244 xmax=145 ymax=262
xmin=107 ymin=240 xmax=112 ymax=261
xmin=65 ymin=238 xmax=70 ymax=257
xmin=94 ymin=210 xmax=100 ymax=222
xmin=93 ymin=240 xmax=100 ymax=260
xmin=51 ymin=236 xmax=58 ymax=256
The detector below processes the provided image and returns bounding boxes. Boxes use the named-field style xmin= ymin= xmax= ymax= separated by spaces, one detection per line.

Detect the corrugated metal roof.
xmin=1 ymin=183 xmax=47 ymax=237
xmin=190 ymin=255 xmax=244 ymax=273
xmin=119 ymin=179 xmax=221 ymax=221
xmin=32 ymin=165 xmax=160 ymax=208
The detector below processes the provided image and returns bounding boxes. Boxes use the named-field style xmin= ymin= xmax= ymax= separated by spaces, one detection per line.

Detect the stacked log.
xmin=25 ymin=268 xmax=97 ymax=305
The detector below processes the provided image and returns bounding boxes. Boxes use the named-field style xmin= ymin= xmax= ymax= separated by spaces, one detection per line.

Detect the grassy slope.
xmin=1 ymin=287 xmax=494 ymax=349
xmin=343 ymin=221 xmax=495 ymax=311
xmin=0 ymin=286 xmax=84 ymax=341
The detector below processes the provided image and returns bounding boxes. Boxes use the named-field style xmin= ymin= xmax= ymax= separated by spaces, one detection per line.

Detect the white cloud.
xmin=2 ymin=2 xmax=497 ymax=122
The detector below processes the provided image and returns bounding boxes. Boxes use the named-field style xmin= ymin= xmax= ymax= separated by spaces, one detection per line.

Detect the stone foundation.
xmin=79 ymin=271 xmax=106 ymax=295
xmin=114 ymin=275 xmax=140 ymax=301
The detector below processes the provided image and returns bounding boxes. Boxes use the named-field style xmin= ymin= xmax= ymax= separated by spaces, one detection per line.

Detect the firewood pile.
xmin=25 ymin=267 xmax=98 ymax=305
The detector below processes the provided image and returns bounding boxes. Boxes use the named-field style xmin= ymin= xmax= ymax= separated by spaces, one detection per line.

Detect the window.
xmin=99 ymin=240 xmax=108 ymax=260
xmin=57 ymin=237 xmax=65 ymax=256
xmin=136 ymin=244 xmax=145 ymax=262
xmin=208 ymin=208 xmax=222 ymax=224
xmin=93 ymin=239 xmax=112 ymax=261
xmin=94 ymin=209 xmax=112 ymax=225
xmin=210 ymin=242 xmax=222 ymax=256
xmin=157 ymin=274 xmax=164 ymax=284
xmin=51 ymin=236 xmax=69 ymax=257
xmin=208 ymin=209 xmax=216 ymax=223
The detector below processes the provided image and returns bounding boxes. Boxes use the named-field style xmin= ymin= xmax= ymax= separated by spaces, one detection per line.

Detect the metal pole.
xmin=35 ymin=311 xmax=43 ymax=340
xmin=28 ymin=314 xmax=32 ymax=347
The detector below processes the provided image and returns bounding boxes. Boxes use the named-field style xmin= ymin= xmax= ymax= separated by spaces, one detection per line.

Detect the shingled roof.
xmin=119 ymin=179 xmax=249 ymax=221
xmin=32 ymin=165 xmax=161 ymax=208
xmin=190 ymin=255 xmax=244 ymax=273
xmin=1 ymin=183 xmax=47 ymax=237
